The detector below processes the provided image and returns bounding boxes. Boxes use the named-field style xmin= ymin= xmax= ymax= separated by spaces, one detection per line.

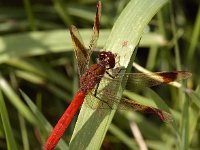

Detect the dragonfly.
xmin=44 ymin=1 xmax=191 ymax=150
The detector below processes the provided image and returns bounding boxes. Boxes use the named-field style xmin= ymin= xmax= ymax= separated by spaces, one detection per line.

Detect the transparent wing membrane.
xmin=84 ymin=71 xmax=191 ymax=122
xmin=69 ymin=25 xmax=89 ymax=76
xmin=101 ymin=71 xmax=192 ymax=90
xmin=85 ymin=88 xmax=173 ymax=122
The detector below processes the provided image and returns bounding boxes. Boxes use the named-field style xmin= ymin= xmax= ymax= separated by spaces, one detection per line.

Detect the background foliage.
xmin=0 ymin=0 xmax=199 ymax=150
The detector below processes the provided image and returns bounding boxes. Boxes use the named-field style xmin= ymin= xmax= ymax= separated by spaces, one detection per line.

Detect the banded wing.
xmin=85 ymin=71 xmax=191 ymax=122
xmin=107 ymin=71 xmax=192 ymax=90
xmin=88 ymin=71 xmax=192 ymax=95
xmin=92 ymin=71 xmax=192 ymax=92
xmin=69 ymin=1 xmax=101 ymax=76
xmin=88 ymin=1 xmax=101 ymax=54
xmin=120 ymin=97 xmax=173 ymax=122
xmin=86 ymin=90 xmax=173 ymax=122
xmin=70 ymin=25 xmax=89 ymax=76
xmin=124 ymin=71 xmax=192 ymax=90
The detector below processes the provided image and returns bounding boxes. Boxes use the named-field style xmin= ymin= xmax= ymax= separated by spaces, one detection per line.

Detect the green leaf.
xmin=18 ymin=114 xmax=29 ymax=150
xmin=188 ymin=86 xmax=200 ymax=144
xmin=0 ymin=29 xmax=165 ymax=64
xmin=180 ymin=94 xmax=189 ymax=150
xmin=0 ymin=75 xmax=38 ymax=125
xmin=19 ymin=90 xmax=69 ymax=150
xmin=109 ymin=123 xmax=138 ymax=150
xmin=0 ymin=29 xmax=110 ymax=64
xmin=188 ymin=3 xmax=200 ymax=60
xmin=0 ymin=90 xmax=18 ymax=150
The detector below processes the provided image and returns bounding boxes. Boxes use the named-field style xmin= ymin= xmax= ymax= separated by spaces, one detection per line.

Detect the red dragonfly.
xmin=44 ymin=1 xmax=191 ymax=150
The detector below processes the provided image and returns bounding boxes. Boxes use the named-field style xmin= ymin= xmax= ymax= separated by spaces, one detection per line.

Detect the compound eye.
xmin=106 ymin=52 xmax=115 ymax=69
xmin=98 ymin=51 xmax=116 ymax=69
xmin=98 ymin=52 xmax=106 ymax=61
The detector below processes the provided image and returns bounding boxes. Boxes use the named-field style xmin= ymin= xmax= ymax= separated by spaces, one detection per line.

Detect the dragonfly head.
xmin=97 ymin=51 xmax=116 ymax=69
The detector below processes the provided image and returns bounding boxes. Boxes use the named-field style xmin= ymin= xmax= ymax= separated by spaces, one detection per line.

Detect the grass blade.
xmin=0 ymin=75 xmax=38 ymax=125
xmin=0 ymin=30 xmax=165 ymax=64
xmin=0 ymin=90 xmax=18 ymax=150
xmin=19 ymin=90 xmax=69 ymax=150
xmin=23 ymin=0 xmax=37 ymax=31
xmin=188 ymin=3 xmax=200 ymax=60
xmin=18 ymin=114 xmax=29 ymax=150
xmin=109 ymin=123 xmax=138 ymax=150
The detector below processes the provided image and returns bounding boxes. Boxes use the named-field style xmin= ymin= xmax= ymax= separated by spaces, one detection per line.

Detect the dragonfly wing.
xmin=88 ymin=1 xmax=101 ymax=55
xmin=85 ymin=88 xmax=173 ymax=122
xmin=84 ymin=71 xmax=191 ymax=121
xmin=69 ymin=25 xmax=90 ymax=76
xmin=119 ymin=98 xmax=173 ymax=122
xmin=69 ymin=1 xmax=102 ymax=76
xmin=108 ymin=71 xmax=192 ymax=90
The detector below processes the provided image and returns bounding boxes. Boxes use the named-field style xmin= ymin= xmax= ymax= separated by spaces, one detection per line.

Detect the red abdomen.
xmin=44 ymin=90 xmax=86 ymax=150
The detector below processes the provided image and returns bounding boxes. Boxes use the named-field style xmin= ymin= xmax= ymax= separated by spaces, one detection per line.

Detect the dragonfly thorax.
xmin=97 ymin=51 xmax=116 ymax=69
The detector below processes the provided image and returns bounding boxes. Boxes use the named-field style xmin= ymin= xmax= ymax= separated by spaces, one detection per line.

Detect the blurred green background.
xmin=0 ymin=0 xmax=199 ymax=150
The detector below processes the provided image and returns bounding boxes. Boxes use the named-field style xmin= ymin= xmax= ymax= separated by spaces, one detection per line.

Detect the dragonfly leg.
xmin=94 ymin=70 xmax=115 ymax=96
xmin=94 ymin=81 xmax=100 ymax=97
xmin=93 ymin=82 xmax=113 ymax=109
xmin=106 ymin=67 xmax=126 ymax=78
xmin=106 ymin=71 xmax=115 ymax=78
xmin=93 ymin=73 xmax=113 ymax=97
